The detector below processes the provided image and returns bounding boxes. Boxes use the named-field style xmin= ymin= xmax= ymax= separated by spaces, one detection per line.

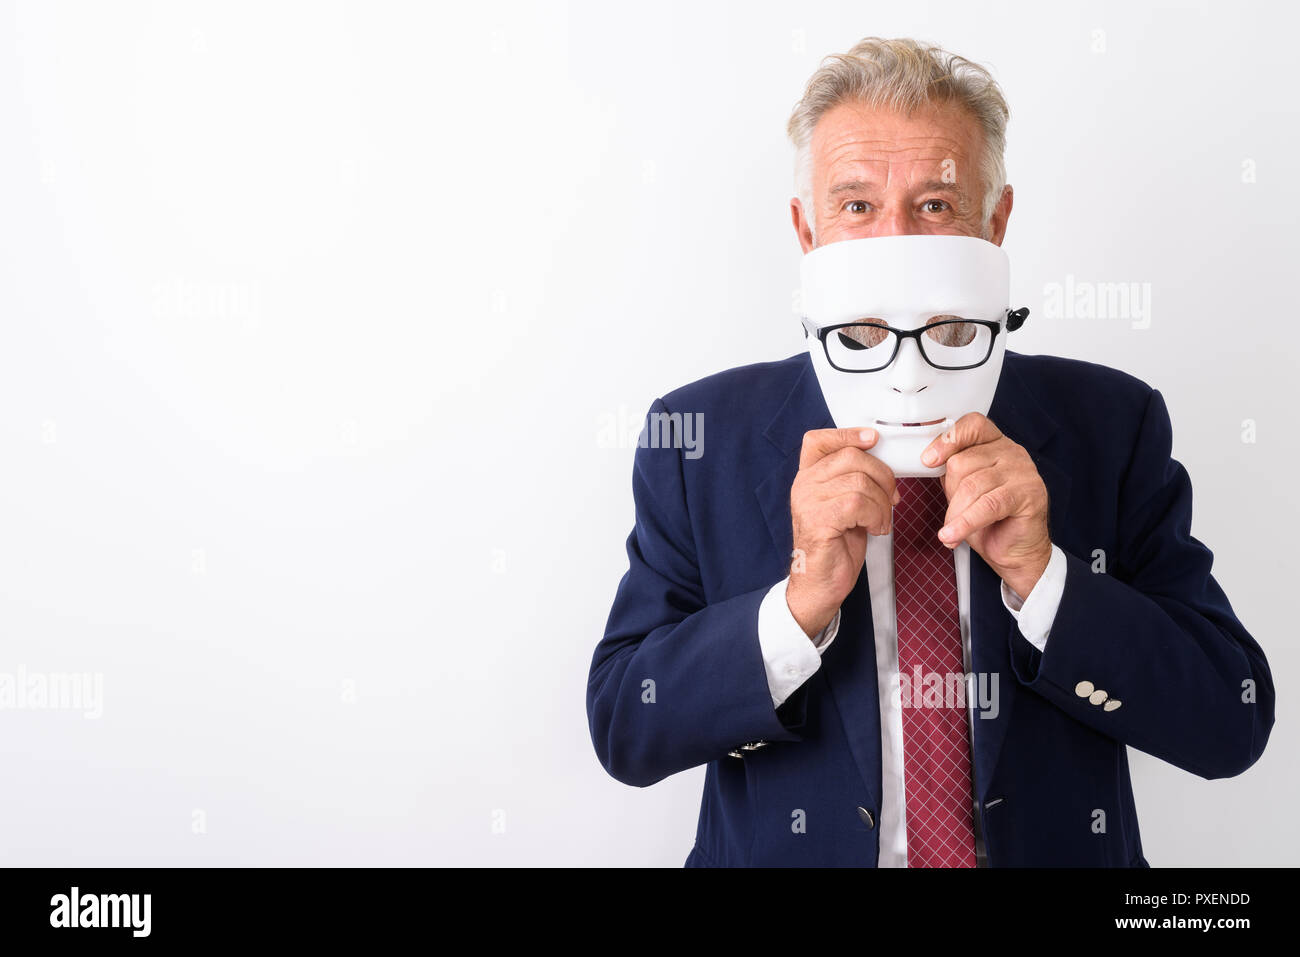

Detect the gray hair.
xmin=786 ymin=37 xmax=1010 ymax=243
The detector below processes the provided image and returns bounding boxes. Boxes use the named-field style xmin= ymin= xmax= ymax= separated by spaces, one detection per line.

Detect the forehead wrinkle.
xmin=824 ymin=156 xmax=969 ymax=197
xmin=820 ymin=141 xmax=972 ymax=196
xmin=820 ymin=134 xmax=969 ymax=167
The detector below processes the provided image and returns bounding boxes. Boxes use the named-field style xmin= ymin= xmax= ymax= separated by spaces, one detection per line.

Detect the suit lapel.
xmin=969 ymin=353 xmax=1070 ymax=798
xmin=818 ymin=566 xmax=884 ymax=813
xmin=755 ymin=357 xmax=832 ymax=559
xmin=754 ymin=356 xmax=882 ymax=811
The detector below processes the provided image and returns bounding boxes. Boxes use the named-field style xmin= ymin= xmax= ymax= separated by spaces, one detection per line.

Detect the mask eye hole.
xmin=835 ymin=319 xmax=889 ymax=351
xmin=924 ymin=315 xmax=978 ymax=347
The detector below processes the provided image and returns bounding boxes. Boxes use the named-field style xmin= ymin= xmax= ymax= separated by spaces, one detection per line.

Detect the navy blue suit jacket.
xmin=587 ymin=350 xmax=1274 ymax=867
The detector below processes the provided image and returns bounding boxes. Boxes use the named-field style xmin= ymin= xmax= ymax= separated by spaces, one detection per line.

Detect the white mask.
xmin=800 ymin=234 xmax=1024 ymax=477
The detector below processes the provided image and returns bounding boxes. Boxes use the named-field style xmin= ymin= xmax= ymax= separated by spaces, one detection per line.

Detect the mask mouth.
xmin=875 ymin=417 xmax=946 ymax=428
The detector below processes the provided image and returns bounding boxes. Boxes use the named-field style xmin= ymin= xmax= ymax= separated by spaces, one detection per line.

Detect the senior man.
xmin=586 ymin=37 xmax=1274 ymax=867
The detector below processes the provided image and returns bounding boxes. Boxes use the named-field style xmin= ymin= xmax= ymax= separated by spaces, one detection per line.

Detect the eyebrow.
xmin=828 ymin=179 xmax=966 ymax=196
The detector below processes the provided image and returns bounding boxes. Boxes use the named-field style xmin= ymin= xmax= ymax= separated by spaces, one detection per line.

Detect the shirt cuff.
xmin=1000 ymin=544 xmax=1067 ymax=654
xmin=757 ymin=578 xmax=841 ymax=708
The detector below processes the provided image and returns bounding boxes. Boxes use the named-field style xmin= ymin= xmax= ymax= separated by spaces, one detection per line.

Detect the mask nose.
xmin=889 ymin=336 xmax=931 ymax=394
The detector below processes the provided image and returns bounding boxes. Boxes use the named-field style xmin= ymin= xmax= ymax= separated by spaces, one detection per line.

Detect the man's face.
xmin=791 ymin=100 xmax=1012 ymax=250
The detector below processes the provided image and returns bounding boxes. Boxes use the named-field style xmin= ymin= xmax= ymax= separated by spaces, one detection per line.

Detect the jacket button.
xmin=856 ymin=806 xmax=875 ymax=829
xmin=1074 ymin=680 xmax=1094 ymax=697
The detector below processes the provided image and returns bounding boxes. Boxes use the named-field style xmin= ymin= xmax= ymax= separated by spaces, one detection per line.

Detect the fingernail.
xmin=892 ymin=489 xmax=901 ymax=505
xmin=938 ymin=525 xmax=952 ymax=540
xmin=922 ymin=448 xmax=939 ymax=466
xmin=859 ymin=428 xmax=875 ymax=442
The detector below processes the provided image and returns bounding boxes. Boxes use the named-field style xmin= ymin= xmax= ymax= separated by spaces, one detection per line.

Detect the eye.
xmin=844 ymin=200 xmax=870 ymax=214
xmin=835 ymin=320 xmax=889 ymax=351
xmin=922 ymin=199 xmax=951 ymax=213
xmin=925 ymin=316 xmax=978 ymax=346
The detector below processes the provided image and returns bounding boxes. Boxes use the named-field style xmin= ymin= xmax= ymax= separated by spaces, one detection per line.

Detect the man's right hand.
xmin=786 ymin=427 xmax=899 ymax=639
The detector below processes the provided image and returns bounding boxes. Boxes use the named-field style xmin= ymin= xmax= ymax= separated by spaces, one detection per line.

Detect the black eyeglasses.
xmin=801 ymin=308 xmax=1029 ymax=373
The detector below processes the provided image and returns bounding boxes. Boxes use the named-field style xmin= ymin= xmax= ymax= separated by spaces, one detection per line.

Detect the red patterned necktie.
xmin=893 ymin=476 xmax=977 ymax=868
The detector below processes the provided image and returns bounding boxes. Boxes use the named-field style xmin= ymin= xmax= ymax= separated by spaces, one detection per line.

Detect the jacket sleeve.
xmin=1006 ymin=387 xmax=1275 ymax=779
xmin=586 ymin=399 xmax=809 ymax=787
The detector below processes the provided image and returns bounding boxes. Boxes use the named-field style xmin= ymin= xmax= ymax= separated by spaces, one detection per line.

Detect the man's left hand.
xmin=920 ymin=412 xmax=1053 ymax=599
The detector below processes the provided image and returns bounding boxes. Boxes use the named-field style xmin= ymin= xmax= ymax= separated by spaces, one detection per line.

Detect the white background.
xmin=0 ymin=0 xmax=1293 ymax=866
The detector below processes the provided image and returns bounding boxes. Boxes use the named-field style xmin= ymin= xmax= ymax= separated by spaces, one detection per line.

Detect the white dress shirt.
xmin=756 ymin=538 xmax=1068 ymax=867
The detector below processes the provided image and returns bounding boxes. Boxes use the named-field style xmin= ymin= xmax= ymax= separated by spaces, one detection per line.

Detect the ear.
xmin=987 ymin=184 xmax=1013 ymax=246
xmin=791 ymin=198 xmax=815 ymax=253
